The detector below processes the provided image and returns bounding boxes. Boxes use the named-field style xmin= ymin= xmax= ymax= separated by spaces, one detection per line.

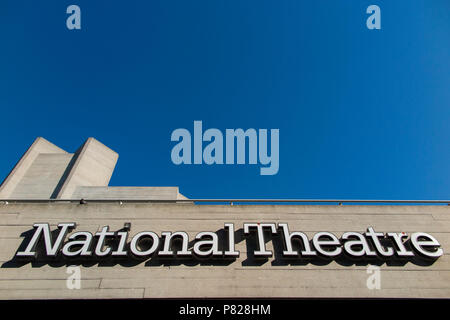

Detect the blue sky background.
xmin=0 ymin=1 xmax=449 ymax=200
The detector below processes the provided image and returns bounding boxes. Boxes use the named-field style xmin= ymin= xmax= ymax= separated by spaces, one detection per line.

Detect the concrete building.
xmin=0 ymin=137 xmax=187 ymax=201
xmin=0 ymin=137 xmax=449 ymax=299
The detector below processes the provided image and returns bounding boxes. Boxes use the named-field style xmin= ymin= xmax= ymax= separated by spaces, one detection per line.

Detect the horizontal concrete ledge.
xmin=0 ymin=199 xmax=449 ymax=205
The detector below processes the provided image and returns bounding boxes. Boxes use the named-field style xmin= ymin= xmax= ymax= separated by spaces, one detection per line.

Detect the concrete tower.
xmin=0 ymin=137 xmax=186 ymax=200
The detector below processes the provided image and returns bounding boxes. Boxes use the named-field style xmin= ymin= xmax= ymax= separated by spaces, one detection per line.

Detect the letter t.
xmin=244 ymin=223 xmax=277 ymax=257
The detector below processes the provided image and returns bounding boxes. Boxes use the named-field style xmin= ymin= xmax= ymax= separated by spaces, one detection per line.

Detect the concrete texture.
xmin=0 ymin=202 xmax=448 ymax=299
xmin=10 ymin=154 xmax=73 ymax=199
xmin=56 ymin=138 xmax=118 ymax=199
xmin=0 ymin=138 xmax=68 ymax=199
xmin=0 ymin=137 xmax=188 ymax=201
xmin=72 ymin=187 xmax=183 ymax=200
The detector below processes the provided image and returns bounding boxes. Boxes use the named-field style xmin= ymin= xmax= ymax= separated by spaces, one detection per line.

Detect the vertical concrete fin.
xmin=55 ymin=138 xmax=119 ymax=199
xmin=0 ymin=137 xmax=67 ymax=199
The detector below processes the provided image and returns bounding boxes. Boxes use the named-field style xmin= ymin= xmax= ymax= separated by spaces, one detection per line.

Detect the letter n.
xmin=16 ymin=223 xmax=75 ymax=258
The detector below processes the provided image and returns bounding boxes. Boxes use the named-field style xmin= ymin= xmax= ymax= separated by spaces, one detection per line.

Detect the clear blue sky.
xmin=0 ymin=1 xmax=449 ymax=199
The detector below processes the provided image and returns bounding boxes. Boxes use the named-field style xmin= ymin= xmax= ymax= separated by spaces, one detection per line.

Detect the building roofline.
xmin=0 ymin=198 xmax=449 ymax=205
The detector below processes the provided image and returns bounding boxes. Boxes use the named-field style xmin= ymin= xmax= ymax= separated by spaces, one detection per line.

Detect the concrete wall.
xmin=0 ymin=138 xmax=68 ymax=199
xmin=9 ymin=154 xmax=73 ymax=199
xmin=0 ymin=203 xmax=449 ymax=299
xmin=0 ymin=137 xmax=120 ymax=200
xmin=71 ymin=187 xmax=183 ymax=200
xmin=56 ymin=138 xmax=119 ymax=199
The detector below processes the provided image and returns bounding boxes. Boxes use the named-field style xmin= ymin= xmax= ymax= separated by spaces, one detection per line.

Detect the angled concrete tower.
xmin=0 ymin=137 xmax=186 ymax=200
xmin=55 ymin=138 xmax=118 ymax=199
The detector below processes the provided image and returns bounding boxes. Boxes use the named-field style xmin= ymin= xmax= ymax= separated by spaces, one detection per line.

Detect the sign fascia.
xmin=15 ymin=222 xmax=443 ymax=262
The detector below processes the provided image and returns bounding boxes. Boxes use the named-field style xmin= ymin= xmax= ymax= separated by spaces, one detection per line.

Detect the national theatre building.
xmin=0 ymin=137 xmax=448 ymax=299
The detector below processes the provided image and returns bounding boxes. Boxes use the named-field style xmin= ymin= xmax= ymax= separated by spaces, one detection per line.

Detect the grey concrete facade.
xmin=0 ymin=138 xmax=448 ymax=299
xmin=0 ymin=203 xmax=449 ymax=299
